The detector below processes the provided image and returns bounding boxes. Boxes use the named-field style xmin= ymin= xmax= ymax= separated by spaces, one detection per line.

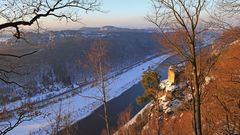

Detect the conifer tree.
xmin=137 ymin=69 xmax=161 ymax=104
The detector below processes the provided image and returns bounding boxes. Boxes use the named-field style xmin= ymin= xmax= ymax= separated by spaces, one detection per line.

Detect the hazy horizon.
xmin=35 ymin=0 xmax=153 ymax=30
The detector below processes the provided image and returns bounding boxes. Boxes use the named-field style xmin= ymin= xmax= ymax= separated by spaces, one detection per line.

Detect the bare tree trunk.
xmin=190 ymin=26 xmax=202 ymax=134
xmin=192 ymin=62 xmax=202 ymax=135
xmin=192 ymin=87 xmax=197 ymax=135
xmin=85 ymin=39 xmax=110 ymax=135
xmin=100 ymin=62 xmax=111 ymax=135
xmin=103 ymin=101 xmax=110 ymax=135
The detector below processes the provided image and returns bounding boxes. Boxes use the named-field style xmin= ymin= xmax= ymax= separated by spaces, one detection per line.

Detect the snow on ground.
xmin=2 ymin=53 xmax=160 ymax=112
xmin=5 ymin=53 xmax=172 ymax=135
xmin=159 ymin=80 xmax=178 ymax=92
xmin=115 ymin=79 xmax=182 ymax=134
xmin=158 ymin=80 xmax=181 ymax=113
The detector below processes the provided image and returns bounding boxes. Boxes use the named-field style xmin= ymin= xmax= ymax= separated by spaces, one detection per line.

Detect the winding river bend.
xmin=69 ymin=56 xmax=178 ymax=135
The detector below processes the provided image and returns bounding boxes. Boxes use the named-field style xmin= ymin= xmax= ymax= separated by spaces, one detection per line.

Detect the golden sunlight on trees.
xmin=147 ymin=0 xmax=209 ymax=134
xmin=201 ymin=39 xmax=240 ymax=135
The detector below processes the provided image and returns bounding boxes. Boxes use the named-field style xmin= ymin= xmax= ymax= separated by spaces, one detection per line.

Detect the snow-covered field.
xmin=5 ymin=53 xmax=172 ymax=135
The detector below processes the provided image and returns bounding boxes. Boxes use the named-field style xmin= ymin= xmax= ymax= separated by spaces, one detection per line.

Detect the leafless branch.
xmin=0 ymin=106 xmax=36 ymax=135
xmin=0 ymin=0 xmax=101 ymax=38
xmin=0 ymin=50 xmax=38 ymax=58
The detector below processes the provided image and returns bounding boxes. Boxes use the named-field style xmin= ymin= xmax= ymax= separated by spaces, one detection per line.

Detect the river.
xmin=65 ymin=55 xmax=179 ymax=135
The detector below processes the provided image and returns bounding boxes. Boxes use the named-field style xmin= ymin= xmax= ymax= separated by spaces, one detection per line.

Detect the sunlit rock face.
xmin=168 ymin=66 xmax=175 ymax=84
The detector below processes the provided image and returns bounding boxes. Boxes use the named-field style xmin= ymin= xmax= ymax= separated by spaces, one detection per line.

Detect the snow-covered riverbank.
xmin=5 ymin=53 xmax=173 ymax=135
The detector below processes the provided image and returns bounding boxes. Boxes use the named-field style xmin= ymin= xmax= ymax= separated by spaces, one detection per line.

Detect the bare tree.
xmin=0 ymin=52 xmax=40 ymax=135
xmin=0 ymin=51 xmax=38 ymax=87
xmin=35 ymin=102 xmax=76 ymax=135
xmin=0 ymin=102 xmax=38 ymax=135
xmin=117 ymin=105 xmax=132 ymax=128
xmin=0 ymin=0 xmax=100 ymax=86
xmin=206 ymin=0 xmax=240 ymax=30
xmin=0 ymin=0 xmax=101 ymax=98
xmin=218 ymin=0 xmax=240 ymax=14
xmin=146 ymin=0 xmax=213 ymax=135
xmin=84 ymin=39 xmax=111 ymax=135
xmin=0 ymin=0 xmax=101 ymax=86
xmin=0 ymin=0 xmax=101 ymax=38
xmin=200 ymin=38 xmax=240 ymax=135
xmin=0 ymin=1 xmax=101 ymax=134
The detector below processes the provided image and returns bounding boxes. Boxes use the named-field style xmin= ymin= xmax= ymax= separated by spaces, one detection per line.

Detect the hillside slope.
xmin=115 ymin=40 xmax=240 ymax=135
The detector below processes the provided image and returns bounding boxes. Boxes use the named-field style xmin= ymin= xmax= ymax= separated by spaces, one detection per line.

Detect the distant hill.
xmin=0 ymin=26 xmax=156 ymax=46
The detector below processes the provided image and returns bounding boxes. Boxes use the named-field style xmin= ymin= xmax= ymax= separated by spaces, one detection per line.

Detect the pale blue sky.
xmin=45 ymin=0 xmax=153 ymax=30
